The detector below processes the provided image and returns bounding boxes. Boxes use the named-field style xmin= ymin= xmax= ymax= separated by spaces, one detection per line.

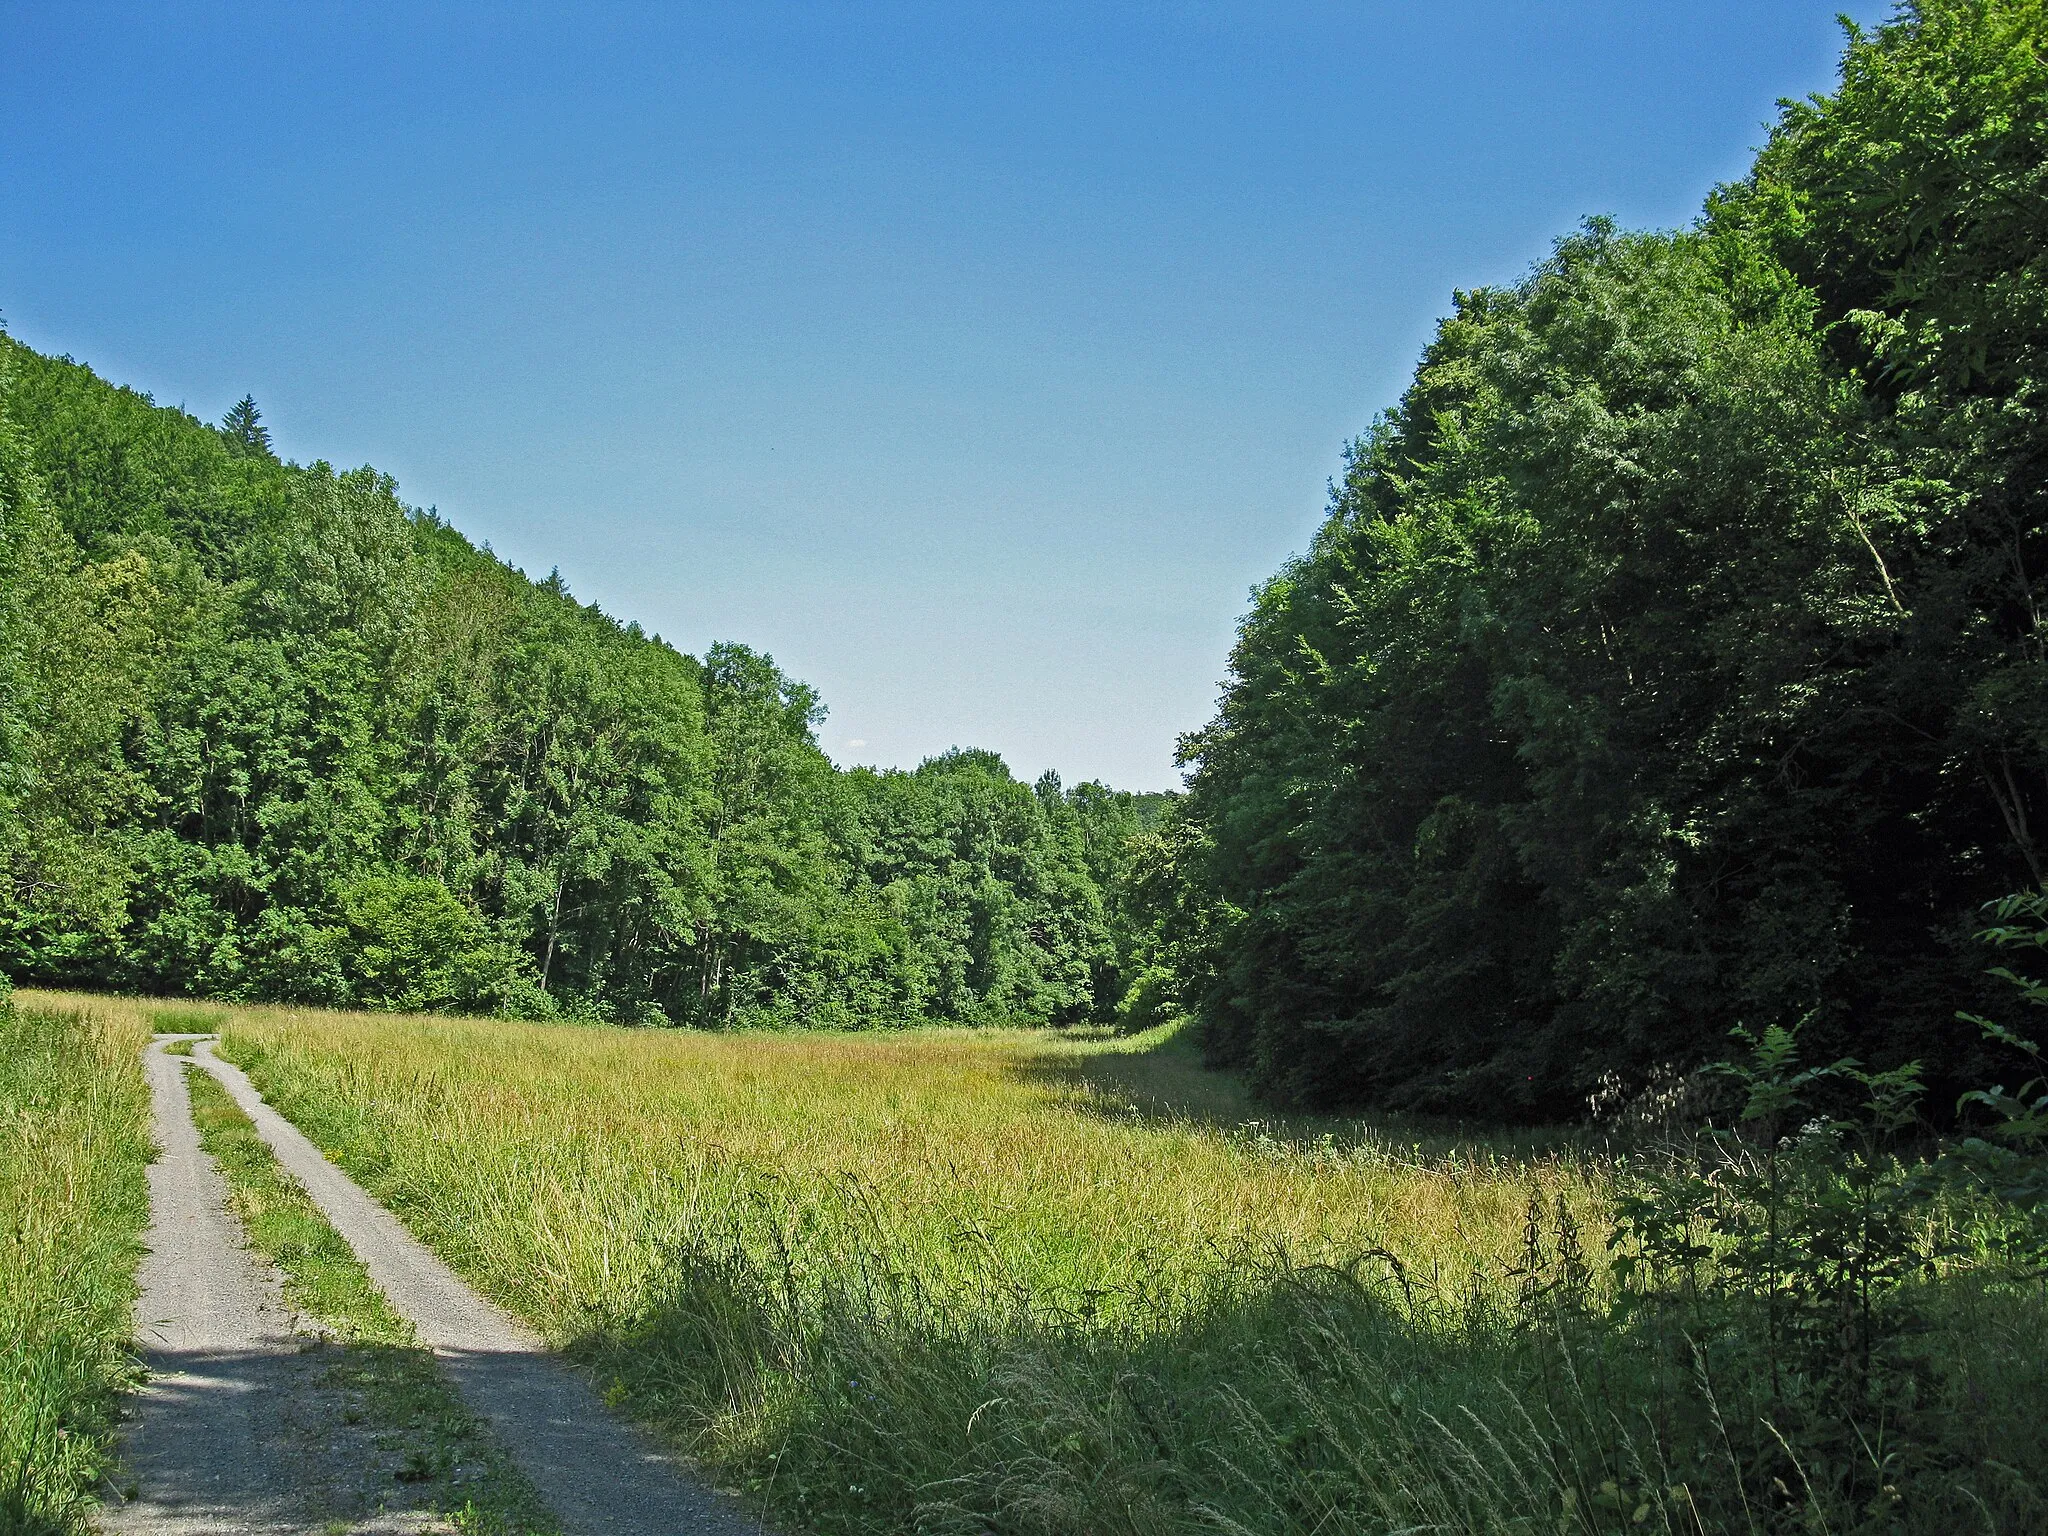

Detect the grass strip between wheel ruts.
xmin=181 ymin=1059 xmax=560 ymax=1536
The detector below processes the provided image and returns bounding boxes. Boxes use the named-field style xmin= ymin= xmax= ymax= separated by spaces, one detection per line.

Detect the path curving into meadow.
xmin=183 ymin=1040 xmax=764 ymax=1536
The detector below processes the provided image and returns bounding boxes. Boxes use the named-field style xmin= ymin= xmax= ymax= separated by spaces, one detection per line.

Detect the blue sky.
xmin=2 ymin=2 xmax=1888 ymax=790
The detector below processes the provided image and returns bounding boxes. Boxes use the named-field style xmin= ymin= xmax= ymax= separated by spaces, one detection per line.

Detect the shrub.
xmin=338 ymin=872 xmax=541 ymax=1015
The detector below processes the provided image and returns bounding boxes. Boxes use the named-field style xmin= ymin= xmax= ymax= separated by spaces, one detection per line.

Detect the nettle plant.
xmin=1597 ymin=1025 xmax=1951 ymax=1522
xmin=1612 ymin=1023 xmax=1936 ymax=1399
xmin=1587 ymin=894 xmax=2048 ymax=1525
xmin=1955 ymin=892 xmax=2048 ymax=1258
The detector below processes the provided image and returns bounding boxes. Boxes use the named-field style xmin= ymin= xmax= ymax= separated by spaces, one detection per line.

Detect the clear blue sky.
xmin=2 ymin=2 xmax=1887 ymax=790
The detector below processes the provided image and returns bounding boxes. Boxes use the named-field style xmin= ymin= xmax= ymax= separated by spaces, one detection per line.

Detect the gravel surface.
xmin=101 ymin=1038 xmax=445 ymax=1536
xmin=188 ymin=1040 xmax=766 ymax=1536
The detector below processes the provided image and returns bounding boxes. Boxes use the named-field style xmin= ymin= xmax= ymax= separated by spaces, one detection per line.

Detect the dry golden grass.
xmin=21 ymin=994 xmax=2047 ymax=1534
xmin=24 ymin=992 xmax=1622 ymax=1534
xmin=27 ymin=993 xmax=1601 ymax=1334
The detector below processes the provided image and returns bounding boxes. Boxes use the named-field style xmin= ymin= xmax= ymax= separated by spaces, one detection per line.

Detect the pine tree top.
xmin=221 ymin=395 xmax=273 ymax=459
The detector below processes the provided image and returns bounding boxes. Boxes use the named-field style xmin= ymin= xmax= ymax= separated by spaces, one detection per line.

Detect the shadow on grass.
xmin=1012 ymin=1018 xmax=1591 ymax=1162
xmin=577 ymin=1229 xmax=2048 ymax=1536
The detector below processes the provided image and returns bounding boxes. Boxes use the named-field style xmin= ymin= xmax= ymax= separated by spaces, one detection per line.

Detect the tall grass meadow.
xmin=0 ymin=993 xmax=151 ymax=1535
xmin=25 ymin=990 xmax=2048 ymax=1534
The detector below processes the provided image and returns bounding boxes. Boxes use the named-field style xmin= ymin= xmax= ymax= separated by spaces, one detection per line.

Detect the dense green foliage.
xmin=0 ymin=340 xmax=1158 ymax=1025
xmin=9 ymin=0 xmax=2039 ymax=1110
xmin=1165 ymin=0 xmax=2048 ymax=1115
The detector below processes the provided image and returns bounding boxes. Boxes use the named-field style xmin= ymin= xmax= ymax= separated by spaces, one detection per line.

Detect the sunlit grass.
xmin=27 ymin=992 xmax=1621 ymax=1533
xmin=0 ymin=997 xmax=151 ymax=1535
xmin=106 ymin=998 xmax=1599 ymax=1330
xmin=38 ymin=991 xmax=2045 ymax=1532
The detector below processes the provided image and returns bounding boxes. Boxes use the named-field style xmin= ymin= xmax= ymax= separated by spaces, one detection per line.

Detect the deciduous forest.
xmin=5 ymin=0 xmax=2046 ymax=1129
xmin=0 ymin=343 xmax=1167 ymax=1028
xmin=1150 ymin=0 xmax=2048 ymax=1118
xmin=10 ymin=6 xmax=2048 ymax=1535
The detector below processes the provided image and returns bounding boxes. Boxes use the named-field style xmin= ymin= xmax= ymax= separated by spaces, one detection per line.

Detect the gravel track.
xmin=101 ymin=1037 xmax=442 ymax=1535
xmin=185 ymin=1040 xmax=764 ymax=1536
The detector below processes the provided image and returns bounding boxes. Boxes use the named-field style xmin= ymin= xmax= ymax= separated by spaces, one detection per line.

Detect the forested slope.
xmin=1154 ymin=0 xmax=2048 ymax=1117
xmin=0 ymin=339 xmax=1164 ymax=1026
xmin=14 ymin=1 xmax=2038 ymax=1115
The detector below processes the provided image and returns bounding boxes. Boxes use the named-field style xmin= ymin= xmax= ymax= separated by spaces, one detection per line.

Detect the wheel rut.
xmin=103 ymin=1037 xmax=444 ymax=1535
xmin=105 ymin=1037 xmax=766 ymax=1536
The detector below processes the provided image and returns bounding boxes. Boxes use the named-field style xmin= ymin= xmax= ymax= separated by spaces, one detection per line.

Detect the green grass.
xmin=0 ymin=998 xmax=151 ymax=1536
xmin=26 ymin=992 xmax=2048 ymax=1535
xmin=180 ymin=1062 xmax=558 ymax=1535
xmin=183 ymin=1001 xmax=1609 ymax=1534
xmin=148 ymin=1006 xmax=226 ymax=1036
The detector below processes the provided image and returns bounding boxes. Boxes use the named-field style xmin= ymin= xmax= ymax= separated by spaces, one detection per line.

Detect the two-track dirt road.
xmin=102 ymin=1036 xmax=764 ymax=1536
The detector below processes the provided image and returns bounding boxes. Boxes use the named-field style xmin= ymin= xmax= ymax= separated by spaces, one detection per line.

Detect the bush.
xmin=338 ymin=872 xmax=541 ymax=1015
xmin=1113 ymin=965 xmax=1179 ymax=1034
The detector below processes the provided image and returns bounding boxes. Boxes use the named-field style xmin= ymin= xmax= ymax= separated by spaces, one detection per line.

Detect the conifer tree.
xmin=220 ymin=394 xmax=273 ymax=459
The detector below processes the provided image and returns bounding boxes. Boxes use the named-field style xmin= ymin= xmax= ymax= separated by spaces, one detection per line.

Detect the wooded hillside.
xmin=0 ymin=340 xmax=1164 ymax=1026
xmin=9 ymin=2 xmax=2041 ymax=1124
